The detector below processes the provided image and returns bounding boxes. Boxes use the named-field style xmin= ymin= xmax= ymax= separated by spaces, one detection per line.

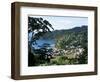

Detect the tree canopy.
xmin=28 ymin=17 xmax=54 ymax=52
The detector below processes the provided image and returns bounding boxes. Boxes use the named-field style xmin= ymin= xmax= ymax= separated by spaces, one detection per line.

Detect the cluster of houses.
xmin=52 ymin=46 xmax=84 ymax=59
xmin=31 ymin=41 xmax=84 ymax=61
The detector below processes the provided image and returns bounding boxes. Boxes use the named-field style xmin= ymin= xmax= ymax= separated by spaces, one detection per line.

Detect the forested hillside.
xmin=28 ymin=17 xmax=88 ymax=66
xmin=41 ymin=25 xmax=87 ymax=40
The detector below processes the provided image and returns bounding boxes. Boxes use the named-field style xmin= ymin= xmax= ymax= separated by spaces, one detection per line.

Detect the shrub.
xmin=50 ymin=56 xmax=69 ymax=65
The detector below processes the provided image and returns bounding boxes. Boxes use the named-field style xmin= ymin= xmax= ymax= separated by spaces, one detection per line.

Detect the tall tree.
xmin=28 ymin=17 xmax=54 ymax=53
xmin=28 ymin=17 xmax=54 ymax=66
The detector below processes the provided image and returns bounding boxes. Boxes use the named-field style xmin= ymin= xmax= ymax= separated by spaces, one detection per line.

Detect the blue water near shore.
xmin=33 ymin=39 xmax=55 ymax=49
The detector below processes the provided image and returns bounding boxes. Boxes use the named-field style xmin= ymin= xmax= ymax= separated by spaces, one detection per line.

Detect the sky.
xmin=29 ymin=15 xmax=88 ymax=30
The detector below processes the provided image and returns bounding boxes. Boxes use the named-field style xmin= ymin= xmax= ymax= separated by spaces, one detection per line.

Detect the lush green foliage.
xmin=28 ymin=17 xmax=88 ymax=66
xmin=28 ymin=17 xmax=54 ymax=66
xmin=55 ymin=31 xmax=88 ymax=64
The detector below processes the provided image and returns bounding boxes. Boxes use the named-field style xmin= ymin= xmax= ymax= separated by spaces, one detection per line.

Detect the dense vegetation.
xmin=28 ymin=17 xmax=54 ymax=66
xmin=28 ymin=17 xmax=88 ymax=66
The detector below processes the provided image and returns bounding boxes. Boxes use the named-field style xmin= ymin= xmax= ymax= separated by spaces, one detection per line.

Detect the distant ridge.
xmin=41 ymin=25 xmax=88 ymax=40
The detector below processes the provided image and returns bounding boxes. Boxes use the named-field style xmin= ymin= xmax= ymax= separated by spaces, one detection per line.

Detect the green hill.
xmin=41 ymin=25 xmax=87 ymax=40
